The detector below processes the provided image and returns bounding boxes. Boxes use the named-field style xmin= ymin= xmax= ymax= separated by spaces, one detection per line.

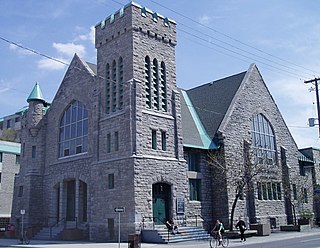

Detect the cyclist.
xmin=211 ymin=219 xmax=225 ymax=246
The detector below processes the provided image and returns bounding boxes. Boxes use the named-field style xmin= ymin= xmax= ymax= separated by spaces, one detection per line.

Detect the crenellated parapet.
xmin=95 ymin=2 xmax=176 ymax=49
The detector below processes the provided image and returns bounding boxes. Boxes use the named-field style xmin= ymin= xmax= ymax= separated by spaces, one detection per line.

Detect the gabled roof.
xmin=185 ymin=71 xmax=246 ymax=139
xmin=180 ymin=89 xmax=218 ymax=149
xmin=27 ymin=82 xmax=45 ymax=103
xmin=86 ymin=62 xmax=97 ymax=75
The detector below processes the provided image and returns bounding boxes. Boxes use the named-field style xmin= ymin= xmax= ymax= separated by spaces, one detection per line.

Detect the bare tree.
xmin=207 ymin=139 xmax=272 ymax=231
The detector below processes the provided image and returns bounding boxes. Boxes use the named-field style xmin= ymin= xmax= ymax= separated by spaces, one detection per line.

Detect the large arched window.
xmin=59 ymin=100 xmax=88 ymax=157
xmin=251 ymin=114 xmax=276 ymax=165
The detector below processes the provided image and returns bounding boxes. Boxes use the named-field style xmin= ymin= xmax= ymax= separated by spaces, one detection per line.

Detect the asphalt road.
xmin=0 ymin=229 xmax=320 ymax=248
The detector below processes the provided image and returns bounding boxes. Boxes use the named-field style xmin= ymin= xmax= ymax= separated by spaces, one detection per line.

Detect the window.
xmin=303 ymin=188 xmax=308 ymax=203
xmin=59 ymin=100 xmax=88 ymax=157
xmin=152 ymin=59 xmax=159 ymax=110
xmin=0 ymin=152 xmax=2 ymax=162
xmin=15 ymin=117 xmax=20 ymax=122
xmin=18 ymin=186 xmax=23 ymax=197
xmin=22 ymin=143 xmax=25 ymax=157
xmin=292 ymin=184 xmax=297 ymax=200
xmin=160 ymin=62 xmax=167 ymax=111
xmin=257 ymin=182 xmax=262 ymax=200
xmin=0 ymin=172 xmax=2 ymax=183
xmin=277 ymin=183 xmax=282 ymax=200
xmin=257 ymin=182 xmax=281 ymax=201
xmin=161 ymin=131 xmax=166 ymax=151
xmin=106 ymin=63 xmax=111 ymax=113
xmin=32 ymin=146 xmax=36 ymax=158
xmin=6 ymin=119 xmax=11 ymax=128
xmin=112 ymin=60 xmax=117 ymax=112
xmin=115 ymin=131 xmax=119 ymax=151
xmin=108 ymin=174 xmax=114 ymax=189
xmin=107 ymin=133 xmax=111 ymax=153
xmin=118 ymin=57 xmax=124 ymax=109
xmin=145 ymin=56 xmax=151 ymax=108
xmin=251 ymin=114 xmax=276 ymax=165
xmin=187 ymin=152 xmax=200 ymax=172
xmin=189 ymin=179 xmax=201 ymax=201
xmin=16 ymin=155 xmax=20 ymax=165
xmin=152 ymin=130 xmax=157 ymax=149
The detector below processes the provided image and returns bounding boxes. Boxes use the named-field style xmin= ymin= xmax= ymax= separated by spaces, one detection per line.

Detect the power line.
xmin=108 ymin=0 xmax=316 ymax=80
xmin=147 ymin=0 xmax=319 ymax=76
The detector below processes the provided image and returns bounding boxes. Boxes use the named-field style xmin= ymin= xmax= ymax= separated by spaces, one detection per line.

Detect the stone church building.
xmin=11 ymin=2 xmax=314 ymax=241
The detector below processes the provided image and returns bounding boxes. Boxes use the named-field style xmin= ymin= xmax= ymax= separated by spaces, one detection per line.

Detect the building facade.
xmin=11 ymin=2 xmax=314 ymax=242
xmin=0 ymin=140 xmax=20 ymax=230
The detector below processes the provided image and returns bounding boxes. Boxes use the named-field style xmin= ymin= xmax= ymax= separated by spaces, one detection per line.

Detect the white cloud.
xmin=37 ymin=57 xmax=67 ymax=71
xmin=53 ymin=42 xmax=86 ymax=58
xmin=0 ymin=87 xmax=10 ymax=93
xmin=270 ymin=78 xmax=313 ymax=107
xmin=77 ymin=26 xmax=95 ymax=45
xmin=198 ymin=15 xmax=211 ymax=25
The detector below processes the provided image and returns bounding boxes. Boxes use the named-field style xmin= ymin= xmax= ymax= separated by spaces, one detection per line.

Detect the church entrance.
xmin=54 ymin=179 xmax=88 ymax=225
xmin=152 ymin=183 xmax=171 ymax=225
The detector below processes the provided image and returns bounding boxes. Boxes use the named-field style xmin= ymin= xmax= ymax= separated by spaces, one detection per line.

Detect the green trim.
xmin=0 ymin=142 xmax=21 ymax=155
xmin=181 ymin=90 xmax=218 ymax=150
xmin=27 ymin=82 xmax=45 ymax=103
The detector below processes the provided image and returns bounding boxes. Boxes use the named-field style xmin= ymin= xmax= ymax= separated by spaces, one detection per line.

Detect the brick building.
xmin=11 ymin=2 xmax=314 ymax=241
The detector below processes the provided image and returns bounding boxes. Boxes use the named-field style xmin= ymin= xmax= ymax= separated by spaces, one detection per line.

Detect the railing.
xmin=49 ymin=218 xmax=65 ymax=239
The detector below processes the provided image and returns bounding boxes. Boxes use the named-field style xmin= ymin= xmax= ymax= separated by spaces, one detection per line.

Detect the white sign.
xmin=114 ymin=207 xmax=125 ymax=213
xmin=20 ymin=209 xmax=25 ymax=215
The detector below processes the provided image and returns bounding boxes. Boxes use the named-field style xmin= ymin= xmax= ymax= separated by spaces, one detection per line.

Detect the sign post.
xmin=20 ymin=209 xmax=25 ymax=241
xmin=114 ymin=207 xmax=125 ymax=248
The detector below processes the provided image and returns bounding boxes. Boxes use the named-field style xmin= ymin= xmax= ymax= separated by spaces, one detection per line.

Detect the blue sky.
xmin=0 ymin=0 xmax=319 ymax=148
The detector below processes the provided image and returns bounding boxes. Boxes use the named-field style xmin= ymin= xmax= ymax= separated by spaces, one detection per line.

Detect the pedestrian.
xmin=235 ymin=217 xmax=246 ymax=241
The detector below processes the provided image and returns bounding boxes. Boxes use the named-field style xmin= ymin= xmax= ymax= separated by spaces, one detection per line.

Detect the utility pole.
xmin=305 ymin=78 xmax=320 ymax=137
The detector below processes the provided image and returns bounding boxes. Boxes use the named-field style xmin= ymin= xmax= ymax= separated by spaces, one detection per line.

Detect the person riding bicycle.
xmin=211 ymin=219 xmax=225 ymax=246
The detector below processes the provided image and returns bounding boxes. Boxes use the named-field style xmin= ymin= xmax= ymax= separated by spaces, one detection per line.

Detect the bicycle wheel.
xmin=24 ymin=235 xmax=30 ymax=244
xmin=209 ymin=237 xmax=218 ymax=248
xmin=221 ymin=236 xmax=229 ymax=247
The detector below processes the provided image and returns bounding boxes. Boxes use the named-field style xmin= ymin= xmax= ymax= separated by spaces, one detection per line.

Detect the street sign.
xmin=114 ymin=207 xmax=125 ymax=213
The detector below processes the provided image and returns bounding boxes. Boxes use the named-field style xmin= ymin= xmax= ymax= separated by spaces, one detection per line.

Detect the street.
xmin=0 ymin=230 xmax=320 ymax=248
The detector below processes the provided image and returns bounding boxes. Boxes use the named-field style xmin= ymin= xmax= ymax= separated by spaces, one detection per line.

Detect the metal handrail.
xmin=49 ymin=218 xmax=65 ymax=239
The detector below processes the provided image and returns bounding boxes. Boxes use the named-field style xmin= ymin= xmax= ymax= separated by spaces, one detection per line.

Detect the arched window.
xmin=160 ymin=61 xmax=167 ymax=112
xmin=152 ymin=58 xmax=159 ymax=110
xmin=251 ymin=114 xmax=276 ymax=165
xmin=118 ymin=57 xmax=124 ymax=109
xmin=145 ymin=56 xmax=151 ymax=108
xmin=106 ymin=63 xmax=110 ymax=113
xmin=112 ymin=60 xmax=117 ymax=112
xmin=59 ymin=100 xmax=88 ymax=157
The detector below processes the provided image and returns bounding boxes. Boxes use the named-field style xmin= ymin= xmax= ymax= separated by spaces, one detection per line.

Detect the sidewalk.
xmin=0 ymin=228 xmax=319 ymax=248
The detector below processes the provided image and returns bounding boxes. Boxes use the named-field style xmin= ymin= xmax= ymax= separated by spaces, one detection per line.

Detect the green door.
xmin=153 ymin=183 xmax=170 ymax=225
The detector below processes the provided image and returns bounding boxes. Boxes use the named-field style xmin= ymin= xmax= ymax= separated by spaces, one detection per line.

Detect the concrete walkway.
xmin=0 ymin=228 xmax=319 ymax=248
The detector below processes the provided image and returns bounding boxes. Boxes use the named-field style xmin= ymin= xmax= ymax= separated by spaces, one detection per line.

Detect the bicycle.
xmin=209 ymin=231 xmax=229 ymax=248
xmin=18 ymin=230 xmax=30 ymax=244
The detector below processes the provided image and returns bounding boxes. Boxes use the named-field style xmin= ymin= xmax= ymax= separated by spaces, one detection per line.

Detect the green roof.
xmin=27 ymin=82 xmax=45 ymax=103
xmin=0 ymin=141 xmax=20 ymax=155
